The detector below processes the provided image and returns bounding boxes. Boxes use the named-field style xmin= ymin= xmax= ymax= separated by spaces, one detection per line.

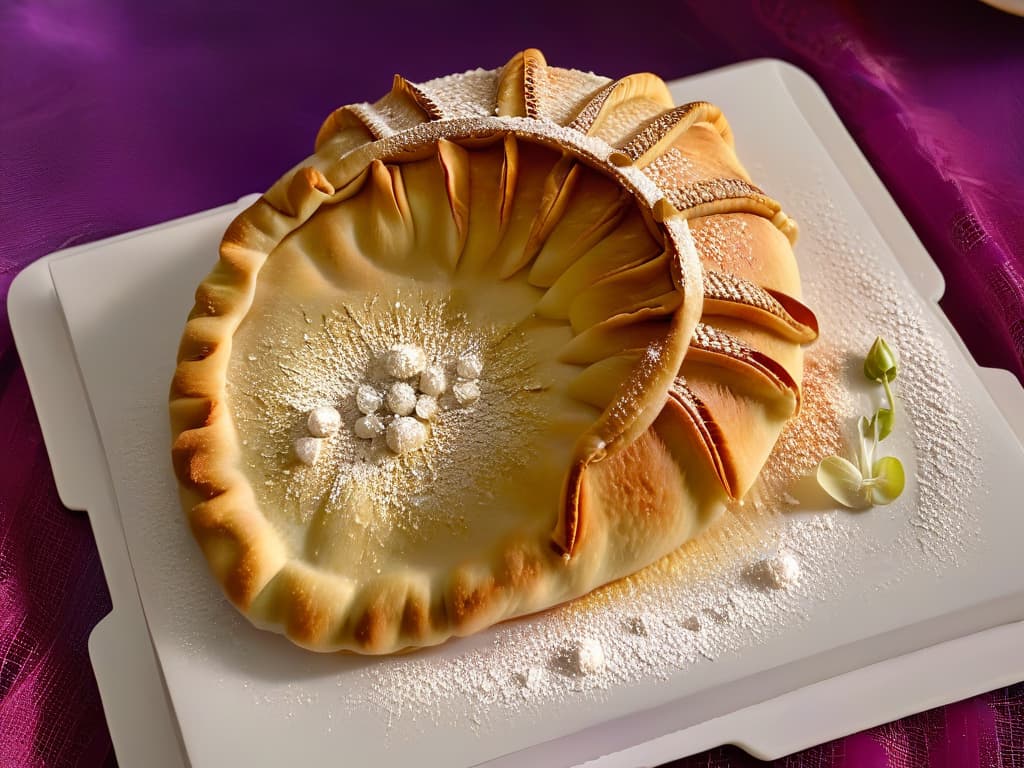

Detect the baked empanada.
xmin=170 ymin=50 xmax=817 ymax=653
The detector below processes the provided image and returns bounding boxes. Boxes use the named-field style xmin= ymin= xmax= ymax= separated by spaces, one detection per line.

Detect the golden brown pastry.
xmin=169 ymin=50 xmax=817 ymax=653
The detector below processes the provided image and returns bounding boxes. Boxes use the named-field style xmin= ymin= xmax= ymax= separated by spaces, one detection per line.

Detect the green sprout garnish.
xmin=816 ymin=337 xmax=906 ymax=508
xmin=863 ymin=336 xmax=898 ymax=440
xmin=864 ymin=336 xmax=898 ymax=382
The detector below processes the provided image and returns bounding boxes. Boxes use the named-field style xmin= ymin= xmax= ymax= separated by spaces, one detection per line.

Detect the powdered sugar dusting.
xmin=189 ymin=164 xmax=978 ymax=742
xmin=644 ymin=147 xmax=703 ymax=187
xmin=314 ymin=178 xmax=982 ymax=732
xmin=72 ymin=63 xmax=1009 ymax=768
xmin=690 ymin=214 xmax=755 ymax=272
xmin=416 ymin=68 xmax=499 ymax=119
xmin=228 ymin=288 xmax=546 ymax=554
xmin=784 ymin=180 xmax=981 ymax=570
xmin=78 ymin=61 xmax=1008 ymax=767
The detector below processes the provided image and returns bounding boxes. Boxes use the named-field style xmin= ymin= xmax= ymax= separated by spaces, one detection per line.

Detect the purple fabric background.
xmin=2 ymin=1 xmax=1022 ymax=766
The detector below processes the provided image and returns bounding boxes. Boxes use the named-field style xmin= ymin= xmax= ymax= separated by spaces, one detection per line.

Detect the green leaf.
xmin=864 ymin=337 xmax=898 ymax=383
xmin=816 ymin=455 xmax=869 ymax=509
xmin=867 ymin=456 xmax=905 ymax=505
xmin=871 ymin=407 xmax=895 ymax=441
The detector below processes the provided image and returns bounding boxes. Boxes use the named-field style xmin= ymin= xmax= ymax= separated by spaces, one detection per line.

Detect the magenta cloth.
xmin=1 ymin=1 xmax=1022 ymax=766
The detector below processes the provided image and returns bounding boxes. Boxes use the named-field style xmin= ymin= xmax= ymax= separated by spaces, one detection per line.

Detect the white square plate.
xmin=11 ymin=59 xmax=1024 ymax=767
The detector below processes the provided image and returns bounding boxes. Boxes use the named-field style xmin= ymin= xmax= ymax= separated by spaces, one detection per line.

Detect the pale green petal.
xmin=872 ymin=407 xmax=894 ymax=442
xmin=868 ymin=456 xmax=906 ymax=505
xmin=816 ymin=455 xmax=868 ymax=509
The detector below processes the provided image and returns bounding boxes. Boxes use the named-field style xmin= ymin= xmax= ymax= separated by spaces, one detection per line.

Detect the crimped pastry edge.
xmin=169 ymin=119 xmax=713 ymax=653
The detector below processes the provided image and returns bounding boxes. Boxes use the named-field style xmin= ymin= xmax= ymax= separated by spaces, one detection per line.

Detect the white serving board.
xmin=11 ymin=59 xmax=1024 ymax=768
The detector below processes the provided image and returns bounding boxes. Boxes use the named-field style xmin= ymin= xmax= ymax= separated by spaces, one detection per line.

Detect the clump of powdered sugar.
xmin=567 ymin=638 xmax=606 ymax=675
xmin=746 ymin=550 xmax=801 ymax=590
xmin=293 ymin=436 xmax=322 ymax=466
xmin=306 ymin=406 xmax=341 ymax=437
xmin=385 ymin=416 xmax=428 ymax=455
xmin=383 ymin=343 xmax=427 ymax=379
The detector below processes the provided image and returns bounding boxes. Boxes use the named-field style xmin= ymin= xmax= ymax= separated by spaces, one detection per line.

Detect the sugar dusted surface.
xmin=417 ymin=68 xmax=499 ymax=120
xmin=167 ymin=178 xmax=986 ymax=736
xmin=226 ymin=285 xmax=548 ymax=565
xmin=163 ymin=181 xmax=981 ymax=745
xmin=313 ymin=178 xmax=978 ymax=730
xmin=66 ymin=60 xmax=1017 ymax=768
xmin=168 ymin=178 xmax=986 ymax=736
